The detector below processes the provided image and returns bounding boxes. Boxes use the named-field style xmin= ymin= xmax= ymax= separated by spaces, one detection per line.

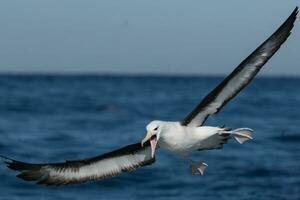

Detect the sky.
xmin=0 ymin=0 xmax=299 ymax=76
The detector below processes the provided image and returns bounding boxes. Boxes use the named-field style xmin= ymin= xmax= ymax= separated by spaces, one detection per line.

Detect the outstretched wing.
xmin=181 ymin=7 xmax=298 ymax=127
xmin=1 ymin=142 xmax=155 ymax=186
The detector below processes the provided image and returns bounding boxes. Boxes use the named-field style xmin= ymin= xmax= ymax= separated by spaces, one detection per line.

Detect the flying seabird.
xmin=1 ymin=7 xmax=298 ymax=186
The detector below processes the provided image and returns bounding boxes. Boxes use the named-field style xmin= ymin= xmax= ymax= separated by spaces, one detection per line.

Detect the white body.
xmin=154 ymin=122 xmax=223 ymax=155
xmin=147 ymin=121 xmax=252 ymax=156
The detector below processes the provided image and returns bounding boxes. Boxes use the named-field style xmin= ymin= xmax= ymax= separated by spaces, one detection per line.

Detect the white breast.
xmin=158 ymin=122 xmax=220 ymax=155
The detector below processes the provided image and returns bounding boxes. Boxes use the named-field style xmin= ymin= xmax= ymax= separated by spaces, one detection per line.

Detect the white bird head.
xmin=141 ymin=120 xmax=164 ymax=158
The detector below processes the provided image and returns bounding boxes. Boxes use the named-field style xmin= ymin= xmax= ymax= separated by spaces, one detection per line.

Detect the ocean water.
xmin=0 ymin=75 xmax=299 ymax=200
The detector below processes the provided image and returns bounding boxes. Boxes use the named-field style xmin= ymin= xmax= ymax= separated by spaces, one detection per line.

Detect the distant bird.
xmin=1 ymin=7 xmax=298 ymax=186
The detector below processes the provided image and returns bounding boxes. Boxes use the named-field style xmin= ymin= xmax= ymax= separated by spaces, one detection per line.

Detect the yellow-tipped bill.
xmin=141 ymin=131 xmax=157 ymax=158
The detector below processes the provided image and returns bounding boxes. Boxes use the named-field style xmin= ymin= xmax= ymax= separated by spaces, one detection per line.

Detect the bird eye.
xmin=153 ymin=127 xmax=158 ymax=131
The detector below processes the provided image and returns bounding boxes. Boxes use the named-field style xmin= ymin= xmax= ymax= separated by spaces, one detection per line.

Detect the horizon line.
xmin=0 ymin=71 xmax=300 ymax=79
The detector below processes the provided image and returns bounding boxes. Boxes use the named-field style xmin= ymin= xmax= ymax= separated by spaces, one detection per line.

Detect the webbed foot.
xmin=190 ymin=161 xmax=208 ymax=175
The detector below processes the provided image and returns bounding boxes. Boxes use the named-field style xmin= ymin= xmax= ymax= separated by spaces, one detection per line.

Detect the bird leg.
xmin=182 ymin=156 xmax=208 ymax=175
xmin=190 ymin=160 xmax=208 ymax=175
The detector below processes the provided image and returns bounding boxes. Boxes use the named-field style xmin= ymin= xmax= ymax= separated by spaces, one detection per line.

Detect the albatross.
xmin=1 ymin=7 xmax=298 ymax=186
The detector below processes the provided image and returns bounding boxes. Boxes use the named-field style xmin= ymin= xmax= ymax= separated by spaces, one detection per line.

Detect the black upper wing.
xmin=181 ymin=7 xmax=298 ymax=127
xmin=1 ymin=142 xmax=155 ymax=186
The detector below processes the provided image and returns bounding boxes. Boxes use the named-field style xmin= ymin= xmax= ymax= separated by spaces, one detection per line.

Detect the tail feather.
xmin=220 ymin=128 xmax=253 ymax=144
xmin=231 ymin=128 xmax=253 ymax=144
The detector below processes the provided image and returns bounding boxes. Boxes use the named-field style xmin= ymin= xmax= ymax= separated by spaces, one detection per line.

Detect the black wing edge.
xmin=0 ymin=141 xmax=154 ymax=186
xmin=181 ymin=7 xmax=298 ymax=126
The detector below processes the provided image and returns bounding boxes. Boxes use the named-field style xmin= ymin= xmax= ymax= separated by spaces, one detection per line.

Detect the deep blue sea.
xmin=0 ymin=75 xmax=299 ymax=200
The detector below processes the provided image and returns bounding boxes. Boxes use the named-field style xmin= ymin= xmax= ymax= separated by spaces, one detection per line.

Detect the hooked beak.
xmin=141 ymin=131 xmax=157 ymax=158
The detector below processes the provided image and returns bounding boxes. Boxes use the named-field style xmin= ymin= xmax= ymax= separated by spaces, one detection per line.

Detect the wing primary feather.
xmin=1 ymin=142 xmax=155 ymax=186
xmin=181 ymin=7 xmax=298 ymax=127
